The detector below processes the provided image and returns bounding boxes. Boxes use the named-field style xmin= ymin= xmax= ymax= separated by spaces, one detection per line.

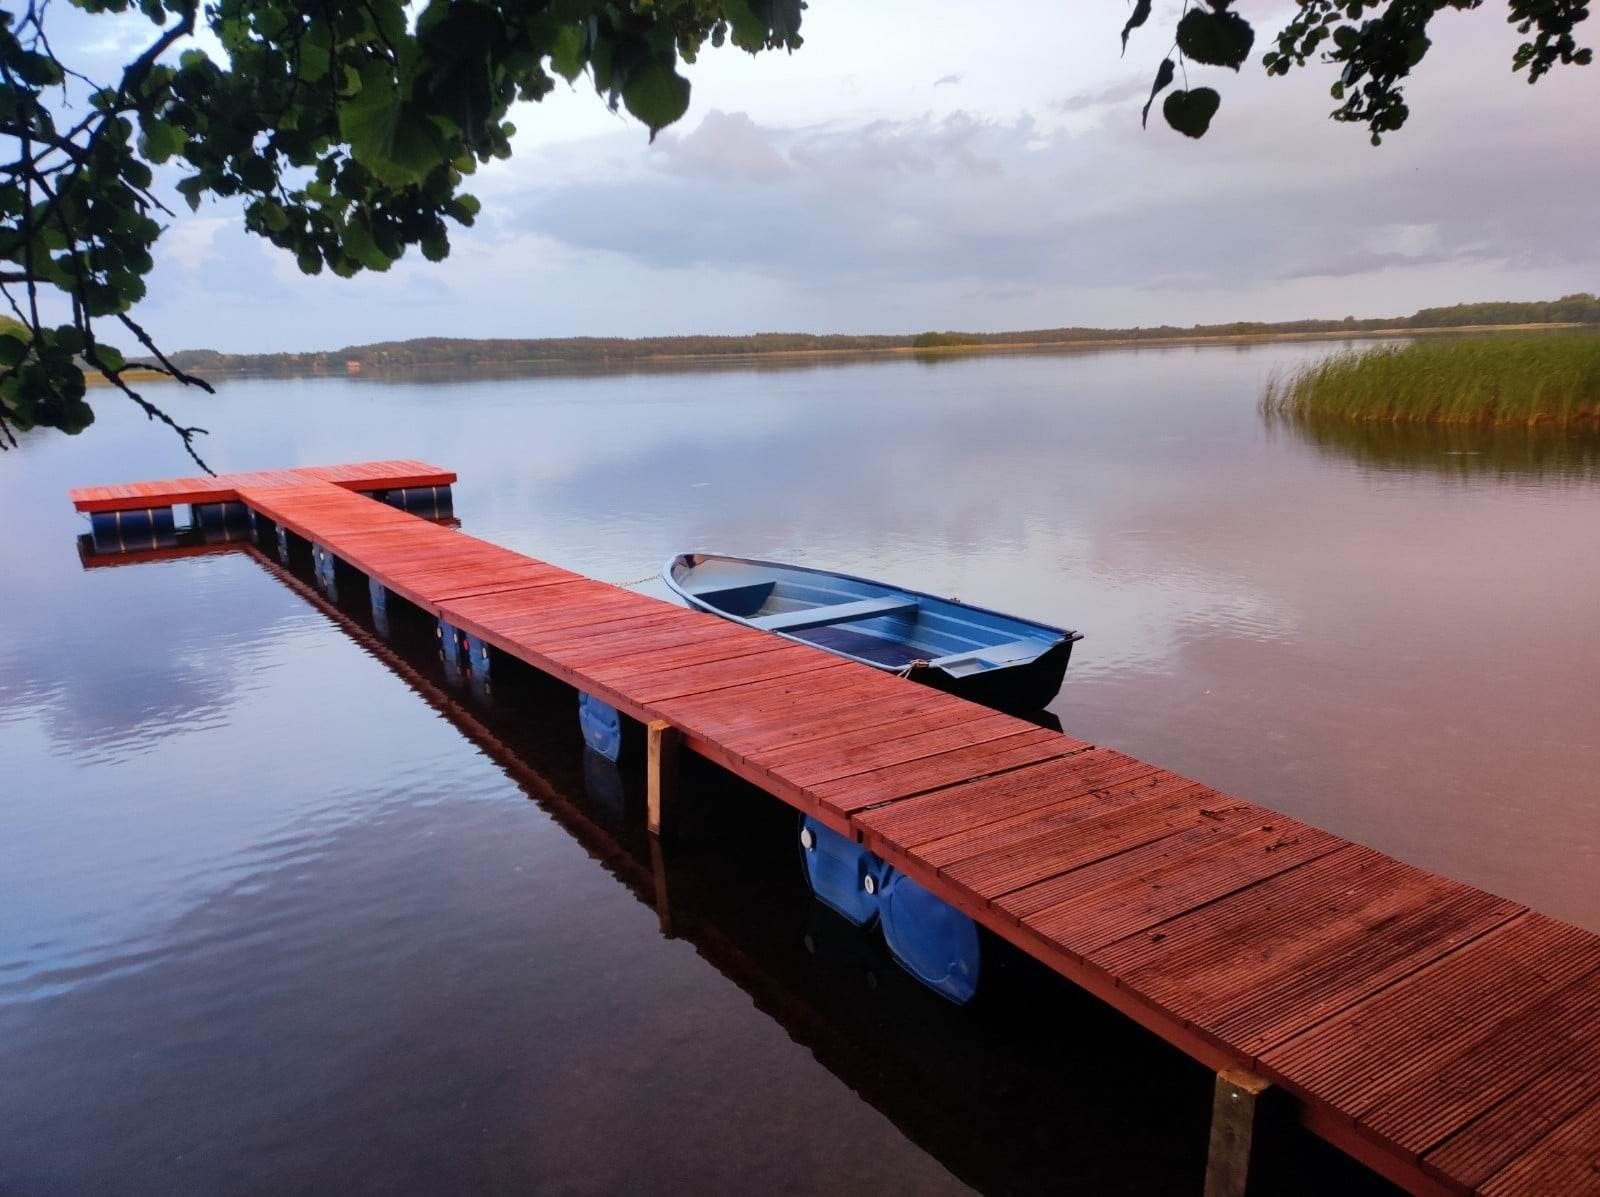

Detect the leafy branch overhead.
xmin=0 ymin=0 xmax=1591 ymax=464
xmin=0 ymin=0 xmax=802 ymax=465
xmin=1127 ymin=0 xmax=1591 ymax=140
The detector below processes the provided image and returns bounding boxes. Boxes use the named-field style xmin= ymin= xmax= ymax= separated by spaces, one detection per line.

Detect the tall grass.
xmin=1261 ymin=334 xmax=1600 ymax=429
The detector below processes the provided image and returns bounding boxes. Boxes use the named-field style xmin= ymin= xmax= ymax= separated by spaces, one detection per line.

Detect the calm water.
xmin=5 ymin=343 xmax=1599 ymax=1194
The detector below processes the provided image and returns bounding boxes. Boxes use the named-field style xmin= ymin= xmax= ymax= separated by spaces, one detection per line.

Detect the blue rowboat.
xmin=662 ymin=553 xmax=1082 ymax=711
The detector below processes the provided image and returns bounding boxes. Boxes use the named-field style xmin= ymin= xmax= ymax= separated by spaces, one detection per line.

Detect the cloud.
xmin=933 ymin=73 xmax=962 ymax=87
xmin=492 ymin=30 xmax=1600 ymax=324
xmin=658 ymin=109 xmax=790 ymax=181
xmin=160 ymin=215 xmax=229 ymax=274
xmin=117 ymin=3 xmax=1600 ymax=348
xmin=1055 ymin=76 xmax=1153 ymax=113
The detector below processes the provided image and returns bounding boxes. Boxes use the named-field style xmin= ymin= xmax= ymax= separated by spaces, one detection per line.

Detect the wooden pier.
xmin=70 ymin=462 xmax=1600 ymax=1196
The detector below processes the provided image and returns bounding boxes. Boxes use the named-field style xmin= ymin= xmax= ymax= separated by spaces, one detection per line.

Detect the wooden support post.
xmin=649 ymin=834 xmax=673 ymax=938
xmin=647 ymin=719 xmax=680 ymax=838
xmin=1203 ymin=1069 xmax=1272 ymax=1197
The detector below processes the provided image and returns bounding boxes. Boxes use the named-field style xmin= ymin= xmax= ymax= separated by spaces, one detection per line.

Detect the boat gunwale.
xmin=659 ymin=552 xmax=1083 ymax=677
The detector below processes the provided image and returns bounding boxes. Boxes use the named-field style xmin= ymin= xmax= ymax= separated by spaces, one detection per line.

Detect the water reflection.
xmin=1265 ymin=408 xmax=1600 ymax=482
xmin=5 ymin=342 xmax=1596 ymax=1193
xmin=219 ymin=537 xmax=1395 ymax=1195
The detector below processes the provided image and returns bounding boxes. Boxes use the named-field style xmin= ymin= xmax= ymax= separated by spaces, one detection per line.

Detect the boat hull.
xmin=910 ymin=636 xmax=1075 ymax=713
xmin=662 ymin=553 xmax=1081 ymax=712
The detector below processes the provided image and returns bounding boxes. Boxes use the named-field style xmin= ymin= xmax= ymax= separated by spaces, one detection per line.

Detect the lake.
xmin=4 ymin=342 xmax=1598 ymax=1194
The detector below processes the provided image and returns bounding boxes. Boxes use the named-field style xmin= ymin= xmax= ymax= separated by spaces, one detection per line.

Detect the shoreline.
xmin=156 ymin=321 xmax=1590 ymax=383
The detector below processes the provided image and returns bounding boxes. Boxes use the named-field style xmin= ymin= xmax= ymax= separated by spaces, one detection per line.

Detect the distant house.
xmin=345 ymin=359 xmax=362 ymax=374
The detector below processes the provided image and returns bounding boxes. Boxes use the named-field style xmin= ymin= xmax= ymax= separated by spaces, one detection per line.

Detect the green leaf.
xmin=259 ymin=200 xmax=290 ymax=231
xmin=55 ymin=399 xmax=94 ymax=434
xmin=622 ymin=62 xmax=690 ymax=137
xmin=1176 ymin=8 xmax=1255 ymax=70
xmin=1164 ymin=87 xmax=1221 ymax=138
xmin=0 ymin=334 xmax=26 ymax=367
xmin=93 ymin=345 xmax=125 ymax=371
xmin=342 ymin=218 xmax=392 ymax=270
xmin=15 ymin=51 xmax=65 ymax=87
xmin=447 ymin=193 xmax=480 ymax=225
xmin=1143 ymin=58 xmax=1176 ymax=128
xmin=551 ymin=24 xmax=586 ymax=81
xmin=139 ymin=119 xmax=187 ymax=164
xmin=300 ymin=20 xmax=333 ymax=83
xmin=421 ymin=230 xmax=449 ymax=261
xmin=176 ymin=175 xmax=206 ymax=212
xmin=339 ymin=66 xmax=445 ymax=185
xmin=297 ymin=250 xmax=323 ymax=275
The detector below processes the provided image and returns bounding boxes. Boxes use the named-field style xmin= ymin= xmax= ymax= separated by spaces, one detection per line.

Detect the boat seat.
xmin=928 ymin=637 xmax=1050 ymax=668
xmin=750 ymin=596 xmax=919 ymax=633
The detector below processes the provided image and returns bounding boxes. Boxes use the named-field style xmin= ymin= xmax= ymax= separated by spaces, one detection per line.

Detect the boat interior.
xmin=672 ymin=556 xmax=1062 ymax=678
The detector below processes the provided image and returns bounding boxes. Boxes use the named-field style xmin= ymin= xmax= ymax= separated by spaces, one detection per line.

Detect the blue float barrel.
xmin=879 ymin=871 xmax=981 ymax=1004
xmin=379 ymin=485 xmax=453 ymax=517
xmin=581 ymin=748 xmax=627 ymax=817
xmin=193 ymin=500 xmax=250 ymax=543
xmin=578 ymin=692 xmax=622 ymax=762
xmin=89 ymin=507 xmax=176 ymax=553
xmin=311 ymin=544 xmax=338 ymax=596
xmin=368 ymin=578 xmax=390 ymax=637
xmin=798 ymin=816 xmax=891 ymax=928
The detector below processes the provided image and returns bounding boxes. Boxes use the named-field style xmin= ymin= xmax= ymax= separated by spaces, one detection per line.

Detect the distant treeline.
xmin=167 ymin=294 xmax=1600 ymax=377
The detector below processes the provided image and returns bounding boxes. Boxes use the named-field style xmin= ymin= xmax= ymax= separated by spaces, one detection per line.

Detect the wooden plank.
xmin=1480 ymin=1095 xmax=1600 ymax=1196
xmin=749 ymin=708 xmax=1045 ymax=787
xmin=812 ymin=727 xmax=1085 ymax=816
xmin=1091 ymin=850 xmax=1524 ymax=1060
xmin=1358 ymin=963 xmax=1600 ymax=1157
xmin=1021 ymin=816 xmax=1345 ymax=953
xmin=1261 ymin=914 xmax=1600 ymax=1119
xmin=1423 ymin=1019 xmax=1600 ymax=1190
xmin=619 ymin=644 xmax=844 ymax=705
xmin=710 ymin=686 xmax=968 ymax=759
xmin=935 ymin=785 xmax=1239 ymax=900
xmin=912 ymin=771 xmax=1219 ymax=871
xmin=996 ymin=797 xmax=1269 ymax=922
xmin=71 ymin=459 xmax=455 ymax=512
xmin=654 ymin=665 xmax=880 ymax=732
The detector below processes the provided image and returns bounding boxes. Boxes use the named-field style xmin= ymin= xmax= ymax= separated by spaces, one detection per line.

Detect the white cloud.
xmin=85 ymin=0 xmax=1600 ymax=351
xmin=160 ymin=216 xmax=229 ymax=275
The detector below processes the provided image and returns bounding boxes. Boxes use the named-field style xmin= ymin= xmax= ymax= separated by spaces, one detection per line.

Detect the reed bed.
xmin=1261 ymin=334 xmax=1600 ymax=429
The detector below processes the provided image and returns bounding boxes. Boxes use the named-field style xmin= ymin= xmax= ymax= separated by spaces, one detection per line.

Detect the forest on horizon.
xmin=162 ymin=294 xmax=1600 ymax=377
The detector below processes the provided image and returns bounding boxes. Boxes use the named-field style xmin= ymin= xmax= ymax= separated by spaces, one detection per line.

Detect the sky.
xmin=49 ymin=2 xmax=1600 ymax=353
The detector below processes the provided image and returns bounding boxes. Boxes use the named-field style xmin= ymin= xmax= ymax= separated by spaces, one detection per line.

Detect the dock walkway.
xmin=70 ymin=463 xmax=1600 ymax=1196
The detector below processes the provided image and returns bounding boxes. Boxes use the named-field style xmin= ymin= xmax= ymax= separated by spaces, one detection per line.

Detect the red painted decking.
xmin=67 ymin=459 xmax=455 ymax=513
xmin=73 ymin=464 xmax=1600 ymax=1196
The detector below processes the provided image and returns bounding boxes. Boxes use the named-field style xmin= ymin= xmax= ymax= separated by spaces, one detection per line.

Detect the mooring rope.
xmin=611 ymin=572 xmax=661 ymax=589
